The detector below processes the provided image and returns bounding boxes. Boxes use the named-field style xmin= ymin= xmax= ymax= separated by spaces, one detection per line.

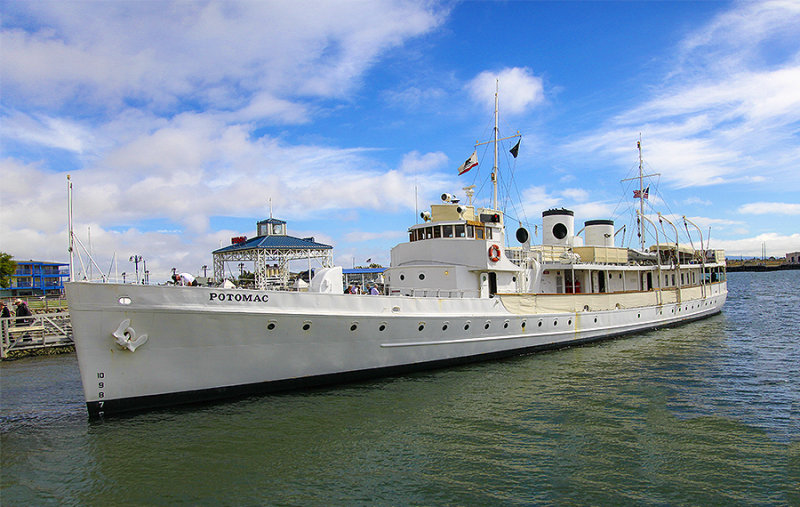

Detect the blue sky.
xmin=1 ymin=0 xmax=799 ymax=281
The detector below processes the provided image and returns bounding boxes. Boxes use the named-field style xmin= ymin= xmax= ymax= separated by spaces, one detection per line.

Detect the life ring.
xmin=488 ymin=244 xmax=501 ymax=262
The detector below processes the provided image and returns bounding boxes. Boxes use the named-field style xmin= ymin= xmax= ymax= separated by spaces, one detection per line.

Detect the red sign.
xmin=231 ymin=236 xmax=247 ymax=244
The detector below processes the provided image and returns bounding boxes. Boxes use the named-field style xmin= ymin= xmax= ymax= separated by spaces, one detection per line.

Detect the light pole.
xmin=129 ymin=255 xmax=142 ymax=284
xmin=122 ymin=272 xmax=127 ymax=284
xmin=202 ymin=265 xmax=208 ymax=278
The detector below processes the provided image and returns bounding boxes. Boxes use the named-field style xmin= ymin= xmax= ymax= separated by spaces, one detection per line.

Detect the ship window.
xmin=486 ymin=228 xmax=492 ymax=240
xmin=409 ymin=231 xmax=414 ymax=242
xmin=419 ymin=273 xmax=425 ymax=280
xmin=433 ymin=226 xmax=441 ymax=239
xmin=443 ymin=225 xmax=453 ymax=238
xmin=467 ymin=225 xmax=474 ymax=238
xmin=455 ymin=224 xmax=466 ymax=237
xmin=425 ymin=227 xmax=433 ymax=239
xmin=476 ymin=228 xmax=484 ymax=240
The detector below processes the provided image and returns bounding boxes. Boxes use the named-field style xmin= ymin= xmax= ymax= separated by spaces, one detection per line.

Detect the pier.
xmin=1 ymin=311 xmax=73 ymax=359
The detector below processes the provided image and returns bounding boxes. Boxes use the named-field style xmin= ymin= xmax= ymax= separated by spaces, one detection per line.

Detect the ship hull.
xmin=66 ymin=281 xmax=727 ymax=417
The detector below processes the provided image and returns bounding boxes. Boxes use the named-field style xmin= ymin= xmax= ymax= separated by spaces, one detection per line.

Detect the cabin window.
xmin=443 ymin=225 xmax=453 ymax=238
xmin=486 ymin=228 xmax=493 ymax=240
xmin=425 ymin=227 xmax=433 ymax=239
xmin=467 ymin=225 xmax=474 ymax=238
xmin=665 ymin=275 xmax=669 ymax=286
xmin=476 ymin=227 xmax=484 ymax=240
xmin=455 ymin=224 xmax=466 ymax=237
xmin=672 ymin=274 xmax=676 ymax=286
xmin=409 ymin=231 xmax=414 ymax=242
xmin=433 ymin=226 xmax=441 ymax=239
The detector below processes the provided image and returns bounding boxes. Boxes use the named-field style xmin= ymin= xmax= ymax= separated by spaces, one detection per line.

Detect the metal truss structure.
xmin=213 ymin=247 xmax=333 ymax=289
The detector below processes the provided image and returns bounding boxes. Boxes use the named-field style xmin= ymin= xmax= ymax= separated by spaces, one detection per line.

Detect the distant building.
xmin=787 ymin=252 xmax=800 ymax=264
xmin=1 ymin=260 xmax=70 ymax=298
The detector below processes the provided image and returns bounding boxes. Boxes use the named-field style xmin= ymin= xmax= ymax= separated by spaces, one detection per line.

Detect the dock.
xmin=1 ymin=311 xmax=73 ymax=359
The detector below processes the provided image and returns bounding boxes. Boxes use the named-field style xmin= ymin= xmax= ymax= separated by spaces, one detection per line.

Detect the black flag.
xmin=509 ymin=139 xmax=521 ymax=158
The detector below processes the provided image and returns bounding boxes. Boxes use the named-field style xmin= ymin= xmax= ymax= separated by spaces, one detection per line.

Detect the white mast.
xmin=474 ymin=80 xmax=520 ymax=212
xmin=637 ymin=136 xmax=645 ymax=251
xmin=621 ymin=135 xmax=659 ymax=251
xmin=67 ymin=175 xmax=74 ymax=282
xmin=492 ymin=80 xmax=499 ymax=211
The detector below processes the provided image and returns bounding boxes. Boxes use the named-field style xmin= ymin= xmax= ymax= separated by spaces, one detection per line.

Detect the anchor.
xmin=112 ymin=319 xmax=148 ymax=352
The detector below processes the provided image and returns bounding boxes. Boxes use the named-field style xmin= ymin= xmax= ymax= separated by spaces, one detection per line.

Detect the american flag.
xmin=633 ymin=186 xmax=649 ymax=199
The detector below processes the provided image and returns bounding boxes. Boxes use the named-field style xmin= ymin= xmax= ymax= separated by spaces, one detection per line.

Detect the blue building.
xmin=1 ymin=260 xmax=70 ymax=297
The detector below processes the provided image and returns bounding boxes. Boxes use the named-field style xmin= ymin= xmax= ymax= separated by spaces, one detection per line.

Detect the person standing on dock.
xmin=13 ymin=299 xmax=32 ymax=326
xmin=1 ymin=301 xmax=10 ymax=319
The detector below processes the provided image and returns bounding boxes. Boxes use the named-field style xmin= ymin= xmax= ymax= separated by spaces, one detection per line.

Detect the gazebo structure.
xmin=212 ymin=218 xmax=333 ymax=289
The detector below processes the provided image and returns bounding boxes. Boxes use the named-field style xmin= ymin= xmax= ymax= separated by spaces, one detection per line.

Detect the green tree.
xmin=0 ymin=252 xmax=17 ymax=288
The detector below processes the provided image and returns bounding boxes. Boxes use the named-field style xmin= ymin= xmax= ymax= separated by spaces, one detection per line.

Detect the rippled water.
xmin=2 ymin=271 xmax=798 ymax=505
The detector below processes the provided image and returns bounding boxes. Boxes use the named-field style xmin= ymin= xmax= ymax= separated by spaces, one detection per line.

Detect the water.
xmin=2 ymin=271 xmax=798 ymax=505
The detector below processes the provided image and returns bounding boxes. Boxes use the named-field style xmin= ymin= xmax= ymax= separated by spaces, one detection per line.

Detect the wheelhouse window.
xmin=476 ymin=227 xmax=484 ymax=240
xmin=486 ymin=228 xmax=493 ymax=240
xmin=443 ymin=225 xmax=453 ymax=238
xmin=425 ymin=227 xmax=433 ymax=239
xmin=455 ymin=224 xmax=466 ymax=237
xmin=467 ymin=225 xmax=474 ymax=238
xmin=433 ymin=226 xmax=441 ymax=239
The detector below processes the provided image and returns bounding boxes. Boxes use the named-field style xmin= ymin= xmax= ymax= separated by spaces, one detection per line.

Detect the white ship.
xmin=65 ymin=92 xmax=727 ymax=417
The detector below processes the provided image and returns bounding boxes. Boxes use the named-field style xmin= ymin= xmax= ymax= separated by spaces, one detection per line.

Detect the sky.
xmin=1 ymin=0 xmax=799 ymax=282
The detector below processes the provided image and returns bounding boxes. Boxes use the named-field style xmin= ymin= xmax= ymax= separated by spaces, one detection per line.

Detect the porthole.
xmin=418 ymin=324 xmax=425 ymax=332
xmin=538 ymin=320 xmax=543 ymax=327
xmin=267 ymin=322 xmax=276 ymax=330
xmin=512 ymin=276 xmax=517 ymax=282
xmin=521 ymin=320 xmax=527 ymax=329
xmin=399 ymin=274 xmax=405 ymax=281
xmin=553 ymin=320 xmax=558 ymax=326
xmin=637 ymin=313 xmax=641 ymax=318
xmin=350 ymin=323 xmax=358 ymax=331
xmin=594 ymin=317 xmax=598 ymax=323
xmin=419 ymin=273 xmax=425 ymax=280
xmin=583 ymin=305 xmax=590 ymax=312
xmin=442 ymin=323 xmax=449 ymax=331
xmin=302 ymin=323 xmax=311 ymax=331
xmin=568 ymin=319 xmax=572 ymax=325
xmin=484 ymin=322 xmax=490 ymax=330
xmin=379 ymin=324 xmax=386 ymax=331
xmin=503 ymin=322 xmax=509 ymax=329
xmin=464 ymin=322 xmax=470 ymax=331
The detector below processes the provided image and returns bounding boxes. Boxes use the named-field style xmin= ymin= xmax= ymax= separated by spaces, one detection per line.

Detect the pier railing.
xmin=0 ymin=311 xmax=73 ymax=359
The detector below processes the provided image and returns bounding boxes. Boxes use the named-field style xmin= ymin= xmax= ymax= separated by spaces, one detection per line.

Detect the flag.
xmin=633 ymin=186 xmax=649 ymax=199
xmin=365 ymin=258 xmax=371 ymax=263
xmin=509 ymin=139 xmax=521 ymax=158
xmin=457 ymin=151 xmax=478 ymax=175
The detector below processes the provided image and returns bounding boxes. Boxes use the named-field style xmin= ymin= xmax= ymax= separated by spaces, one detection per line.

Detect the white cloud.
xmin=467 ymin=67 xmax=545 ymax=115
xmin=1 ymin=1 xmax=446 ymax=117
xmin=566 ymin=1 xmax=800 ymax=190
xmin=713 ymin=233 xmax=800 ymax=258
xmin=344 ymin=231 xmax=406 ymax=243
xmin=738 ymin=202 xmax=800 ymax=215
